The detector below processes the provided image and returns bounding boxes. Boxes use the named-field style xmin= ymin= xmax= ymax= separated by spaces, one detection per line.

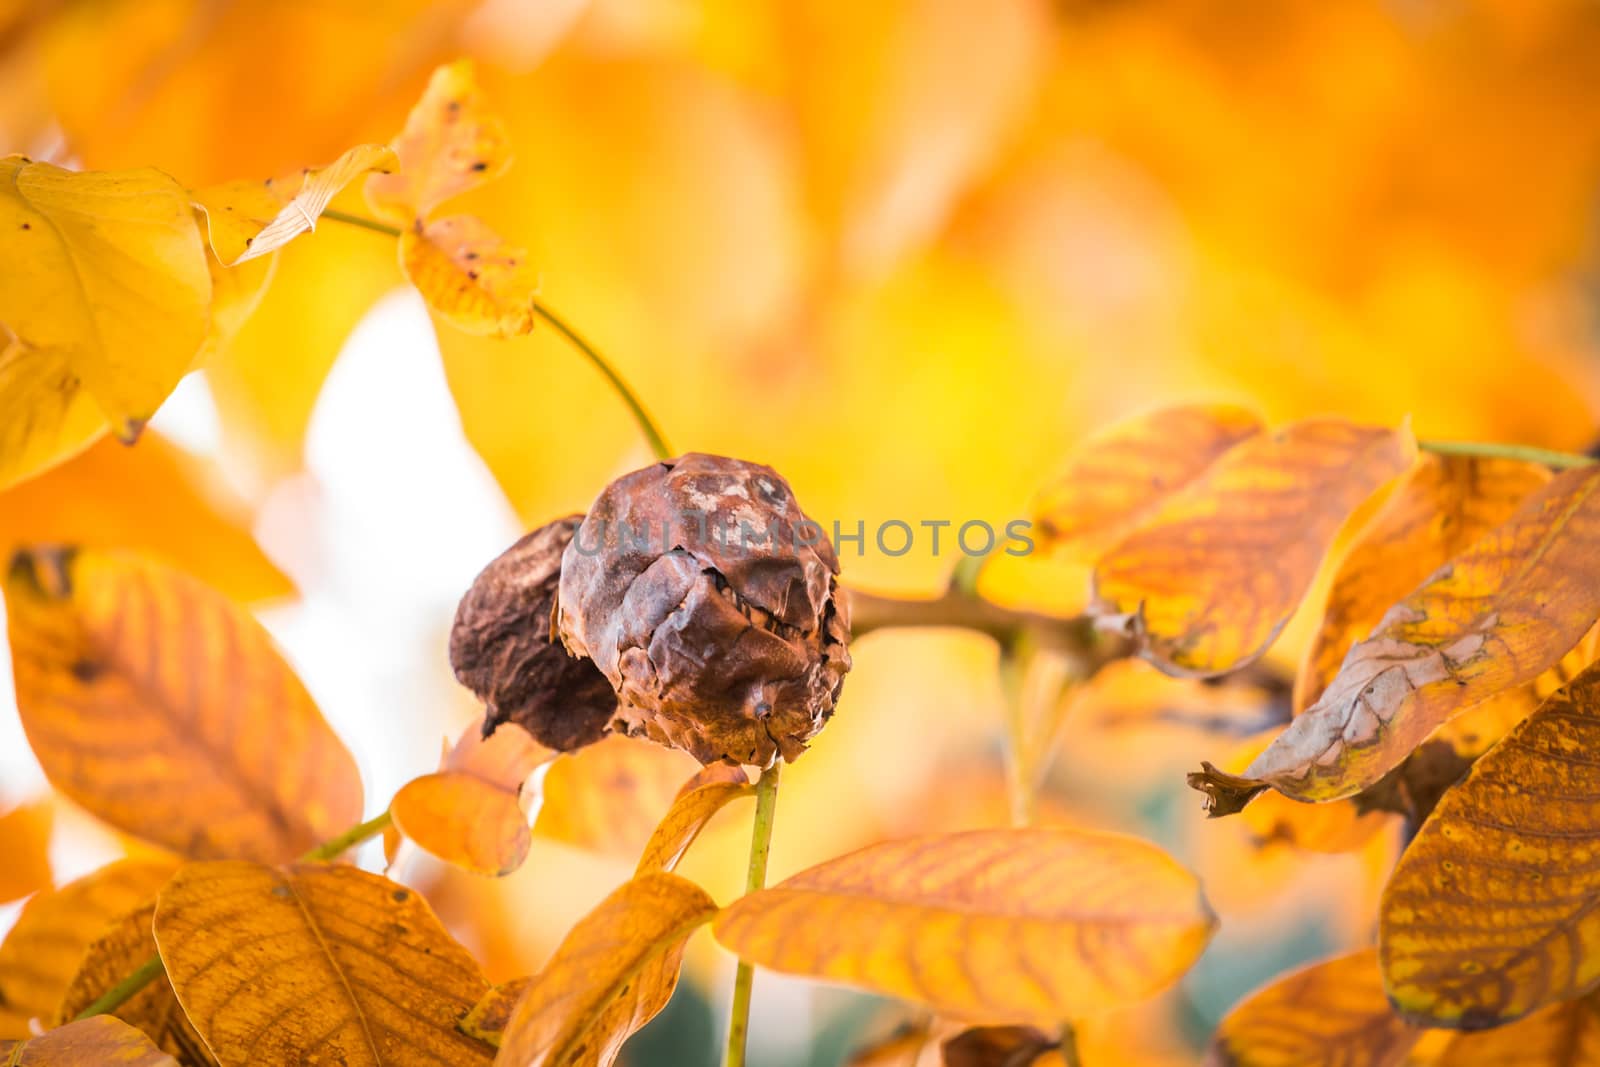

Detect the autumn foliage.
xmin=6 ymin=4 xmax=1600 ymax=1067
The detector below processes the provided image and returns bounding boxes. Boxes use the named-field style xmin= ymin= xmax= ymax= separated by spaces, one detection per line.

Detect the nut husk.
xmin=449 ymin=515 xmax=617 ymax=752
xmin=557 ymin=453 xmax=851 ymax=765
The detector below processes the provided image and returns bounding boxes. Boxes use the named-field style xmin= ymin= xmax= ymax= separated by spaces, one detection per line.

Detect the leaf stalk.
xmin=724 ymin=762 xmax=781 ymax=1067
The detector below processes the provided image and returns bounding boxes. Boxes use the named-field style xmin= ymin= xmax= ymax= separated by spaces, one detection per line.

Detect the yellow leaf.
xmin=391 ymin=725 xmax=556 ymax=877
xmin=0 ymin=798 xmax=52 ymax=904
xmin=0 ymin=334 xmax=106 ymax=492
xmin=1033 ymin=405 xmax=1263 ymax=560
xmin=367 ymin=59 xmax=511 ymax=225
xmin=0 ymin=156 xmax=211 ymax=440
xmin=1197 ymin=464 xmax=1600 ymax=810
xmin=1296 ymin=454 xmax=1550 ymax=713
xmin=713 ymin=828 xmax=1215 ymax=1023
xmin=401 ymin=215 xmax=539 ymax=337
xmin=1380 ymin=659 xmax=1600 ymax=1028
xmin=1091 ymin=419 xmax=1416 ymax=677
xmin=0 ymin=431 xmax=292 ymax=603
xmin=193 ymin=241 xmax=276 ymax=366
xmin=1432 ymin=994 xmax=1600 ymax=1064
xmin=154 ymin=861 xmax=494 ymax=1066
xmin=635 ymin=763 xmax=753 ymax=874
xmin=535 ymin=736 xmax=703 ymax=860
xmin=1207 ymin=949 xmax=1420 ymax=1067
xmin=0 ymin=858 xmax=178 ymax=1038
xmin=55 ymin=903 xmax=213 ymax=1065
xmin=459 ymin=978 xmax=530 ymax=1048
xmin=0 ymin=1015 xmax=178 ymax=1066
xmin=191 ymin=143 xmax=399 ymax=265
xmin=5 ymin=548 xmax=361 ymax=861
xmin=494 ymin=871 xmax=718 ymax=1067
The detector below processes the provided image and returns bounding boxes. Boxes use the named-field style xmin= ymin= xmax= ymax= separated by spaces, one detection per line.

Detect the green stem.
xmin=1416 ymin=439 xmax=1594 ymax=469
xmin=725 ymin=762 xmax=781 ymax=1067
xmin=317 ymin=209 xmax=675 ymax=462
xmin=299 ymin=810 xmax=394 ymax=863
xmin=529 ymin=299 xmax=674 ymax=461
xmin=73 ymin=811 xmax=396 ymax=1021
xmin=320 ymin=208 xmax=402 ymax=238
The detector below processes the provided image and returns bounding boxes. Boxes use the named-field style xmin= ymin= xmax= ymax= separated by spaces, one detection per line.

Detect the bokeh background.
xmin=4 ymin=1 xmax=1600 ymax=1062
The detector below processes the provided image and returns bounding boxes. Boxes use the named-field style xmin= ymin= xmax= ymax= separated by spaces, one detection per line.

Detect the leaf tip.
xmin=1187 ymin=762 xmax=1267 ymax=817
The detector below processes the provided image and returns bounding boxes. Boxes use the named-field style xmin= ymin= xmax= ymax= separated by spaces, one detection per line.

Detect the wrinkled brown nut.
xmin=449 ymin=515 xmax=617 ymax=752
xmin=556 ymin=453 xmax=852 ymax=766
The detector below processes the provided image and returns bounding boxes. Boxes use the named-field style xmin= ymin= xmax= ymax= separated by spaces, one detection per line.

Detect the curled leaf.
xmin=390 ymin=725 xmax=556 ymax=876
xmin=1091 ymin=419 xmax=1415 ymax=678
xmin=635 ymin=763 xmax=753 ymax=874
xmin=942 ymin=1026 xmax=1058 ymax=1067
xmin=494 ymin=871 xmax=718 ymax=1067
xmin=1296 ymin=454 xmax=1550 ymax=713
xmin=402 ymin=215 xmax=539 ymax=337
xmin=459 ymin=979 xmax=530 ymax=1048
xmin=0 ymin=1015 xmax=178 ymax=1066
xmin=154 ymin=861 xmax=494 ymax=1066
xmin=367 ymin=59 xmax=511 ymax=224
xmin=6 ymin=547 xmax=362 ymax=860
xmin=1 ymin=156 xmax=212 ymax=440
xmin=1380 ymin=660 xmax=1600 ymax=1029
xmin=1206 ymin=948 xmax=1419 ymax=1067
xmin=1197 ymin=464 xmax=1600 ymax=811
xmin=1034 ymin=405 xmax=1263 ymax=558
xmin=714 ymin=828 xmax=1215 ymax=1023
xmin=192 ymin=143 xmax=398 ymax=265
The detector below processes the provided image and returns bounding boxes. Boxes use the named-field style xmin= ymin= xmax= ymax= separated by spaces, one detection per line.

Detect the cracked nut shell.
xmin=556 ymin=453 xmax=851 ymax=765
xmin=449 ymin=515 xmax=617 ymax=751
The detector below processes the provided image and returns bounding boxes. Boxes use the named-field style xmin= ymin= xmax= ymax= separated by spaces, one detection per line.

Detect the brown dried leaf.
xmin=714 ymin=828 xmax=1215 ymax=1023
xmin=941 ymin=1025 xmax=1058 ymax=1067
xmin=1092 ymin=419 xmax=1415 ymax=678
xmin=1034 ymin=405 xmax=1263 ymax=559
xmin=1195 ymin=464 xmax=1600 ymax=811
xmin=0 ymin=1015 xmax=178 ymax=1066
xmin=56 ymin=904 xmax=214 ymax=1066
xmin=1296 ymin=454 xmax=1550 ymax=712
xmin=1206 ymin=948 xmax=1420 ymax=1067
xmin=154 ymin=861 xmax=494 ymax=1066
xmin=493 ymin=871 xmax=718 ymax=1067
xmin=635 ymin=763 xmax=753 ymax=874
xmin=6 ymin=548 xmax=362 ymax=860
xmin=1380 ymin=659 xmax=1600 ymax=1028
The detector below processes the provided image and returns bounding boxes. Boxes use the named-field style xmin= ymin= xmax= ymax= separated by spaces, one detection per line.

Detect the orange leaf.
xmin=942 ymin=1026 xmax=1059 ymax=1066
xmin=1296 ymin=454 xmax=1550 ymax=712
xmin=1197 ymin=464 xmax=1600 ymax=810
xmin=494 ymin=871 xmax=718 ymax=1067
xmin=154 ymin=861 xmax=494 ymax=1066
xmin=0 ymin=1015 xmax=178 ymax=1066
xmin=1380 ymin=659 xmax=1600 ymax=1028
xmin=5 ymin=548 xmax=361 ymax=861
xmin=459 ymin=978 xmax=531 ymax=1048
xmin=191 ymin=143 xmax=398 ymax=265
xmin=535 ymin=736 xmax=703 ymax=860
xmin=0 ymin=798 xmax=52 ymax=904
xmin=1207 ymin=949 xmax=1420 ymax=1067
xmin=0 ymin=858 xmax=177 ymax=1038
xmin=367 ymin=59 xmax=511 ymax=225
xmin=391 ymin=725 xmax=556 ymax=877
xmin=1033 ymin=405 xmax=1263 ymax=559
xmin=0 ymin=431 xmax=291 ymax=603
xmin=713 ymin=828 xmax=1215 ymax=1023
xmin=403 ymin=216 xmax=539 ymax=337
xmin=1091 ymin=419 xmax=1415 ymax=678
xmin=55 ymin=903 xmax=210 ymax=1064
xmin=635 ymin=763 xmax=753 ymax=874
xmin=1432 ymin=994 xmax=1600 ymax=1064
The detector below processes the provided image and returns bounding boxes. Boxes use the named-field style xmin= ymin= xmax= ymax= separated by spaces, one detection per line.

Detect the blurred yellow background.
xmin=3 ymin=1 xmax=1600 ymax=1062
